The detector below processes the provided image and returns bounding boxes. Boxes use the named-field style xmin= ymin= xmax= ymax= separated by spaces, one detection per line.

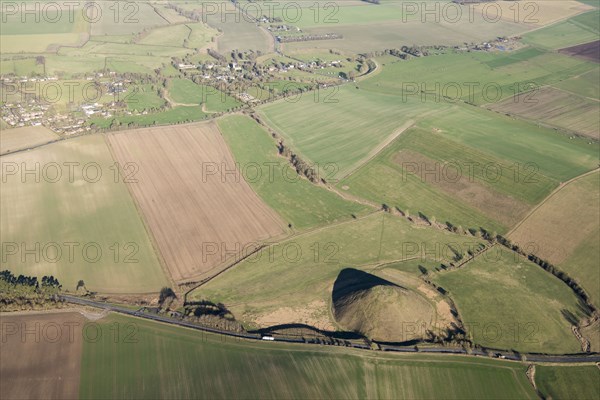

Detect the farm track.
xmin=60 ymin=294 xmax=600 ymax=364
xmin=338 ymin=119 xmax=415 ymax=182
xmin=182 ymin=244 xmax=268 ymax=302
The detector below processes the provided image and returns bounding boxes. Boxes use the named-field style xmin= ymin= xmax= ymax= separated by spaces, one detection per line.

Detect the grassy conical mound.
xmin=332 ymin=268 xmax=435 ymax=343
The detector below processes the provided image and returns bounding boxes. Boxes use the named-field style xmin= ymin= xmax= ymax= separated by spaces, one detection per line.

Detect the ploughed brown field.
xmin=106 ymin=122 xmax=286 ymax=283
xmin=488 ymin=86 xmax=600 ymax=139
xmin=508 ymin=170 xmax=599 ymax=265
xmin=0 ymin=312 xmax=85 ymax=400
xmin=558 ymin=40 xmax=600 ymax=63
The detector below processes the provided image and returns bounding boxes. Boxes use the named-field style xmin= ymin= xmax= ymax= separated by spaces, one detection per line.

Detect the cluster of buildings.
xmin=1 ymin=98 xmax=92 ymax=135
xmin=0 ymin=73 xmax=136 ymax=135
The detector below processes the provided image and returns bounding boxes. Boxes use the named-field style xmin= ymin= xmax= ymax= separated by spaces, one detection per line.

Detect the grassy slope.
xmin=535 ymin=365 xmax=600 ymax=400
xmin=433 ymin=249 xmax=586 ymax=354
xmin=190 ymin=212 xmax=485 ymax=327
xmin=217 ymin=115 xmax=369 ymax=230
xmin=562 ymin=231 xmax=600 ymax=310
xmin=79 ymin=313 xmax=536 ymax=400
xmin=0 ymin=135 xmax=167 ymax=293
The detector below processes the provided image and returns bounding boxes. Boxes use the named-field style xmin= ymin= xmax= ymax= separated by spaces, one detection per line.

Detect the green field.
xmin=433 ymin=248 xmax=586 ymax=354
xmin=138 ymin=24 xmax=192 ymax=47
xmin=89 ymin=2 xmax=169 ymax=36
xmin=258 ymin=85 xmax=449 ymax=180
xmin=535 ymin=365 xmax=600 ymax=400
xmin=217 ymin=115 xmax=369 ymax=229
xmin=484 ymin=48 xmax=547 ymax=69
xmin=362 ymin=50 xmax=596 ymax=105
xmin=190 ymin=211 xmax=485 ymax=328
xmin=570 ymin=9 xmax=600 ymax=31
xmin=79 ymin=313 xmax=537 ymax=399
xmin=178 ymin=1 xmax=272 ymax=53
xmin=61 ymin=41 xmax=191 ymax=58
xmin=43 ymin=54 xmax=107 ymax=76
xmin=125 ymin=84 xmax=166 ymax=111
xmin=0 ymin=4 xmax=88 ymax=53
xmin=508 ymin=171 xmax=600 ymax=308
xmin=89 ymin=105 xmax=208 ymax=129
xmin=136 ymin=23 xmax=216 ymax=49
xmin=42 ymin=38 xmax=192 ymax=76
xmin=523 ymin=11 xmax=600 ymax=49
xmin=187 ymin=23 xmax=219 ymax=48
xmin=414 ymin=106 xmax=598 ymax=187
xmin=90 ymin=35 xmax=135 ymax=44
xmin=260 ymin=1 xmax=405 ymax=28
xmin=563 ymin=231 xmax=600 ymax=309
xmin=554 ymin=67 xmax=600 ymax=99
xmin=0 ymin=33 xmax=85 ymax=54
xmin=259 ymin=49 xmax=598 ymax=186
xmin=1 ymin=10 xmax=81 ymax=36
xmin=267 ymin=0 xmax=532 ymax=53
xmin=0 ymin=135 xmax=167 ymax=293
xmin=0 ymin=57 xmax=45 ymax=76
xmin=168 ymin=78 xmax=241 ymax=112
xmin=340 ymin=128 xmax=515 ymax=234
xmin=338 ymin=101 xmax=598 ymax=234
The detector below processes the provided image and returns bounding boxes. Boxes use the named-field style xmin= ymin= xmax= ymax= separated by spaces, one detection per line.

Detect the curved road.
xmin=61 ymin=294 xmax=600 ymax=363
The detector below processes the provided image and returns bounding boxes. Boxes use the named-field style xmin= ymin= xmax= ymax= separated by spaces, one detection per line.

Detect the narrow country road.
xmin=61 ymin=294 xmax=600 ymax=363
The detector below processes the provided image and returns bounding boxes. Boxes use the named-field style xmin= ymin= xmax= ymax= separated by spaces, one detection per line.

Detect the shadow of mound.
xmin=332 ymin=268 xmax=404 ymax=305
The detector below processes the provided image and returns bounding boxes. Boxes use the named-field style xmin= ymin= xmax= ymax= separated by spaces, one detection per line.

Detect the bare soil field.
xmin=489 ymin=86 xmax=599 ymax=139
xmin=509 ymin=170 xmax=599 ymax=265
xmin=508 ymin=170 xmax=599 ymax=307
xmin=106 ymin=122 xmax=286 ymax=283
xmin=0 ymin=126 xmax=58 ymax=155
xmin=559 ymin=40 xmax=600 ymax=63
xmin=0 ymin=312 xmax=85 ymax=400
